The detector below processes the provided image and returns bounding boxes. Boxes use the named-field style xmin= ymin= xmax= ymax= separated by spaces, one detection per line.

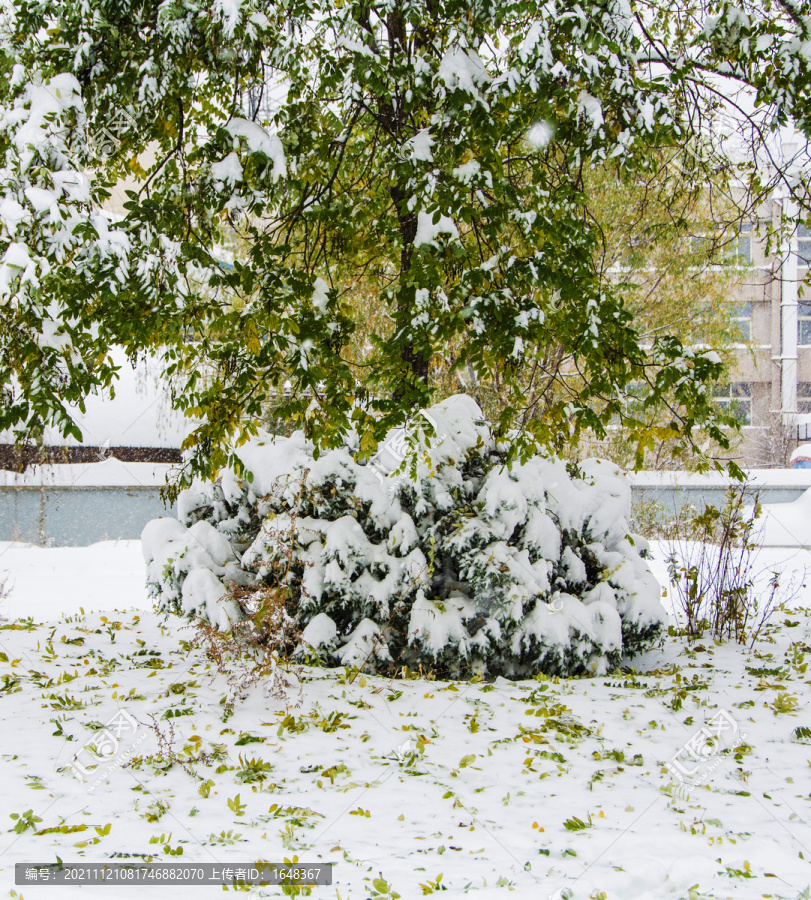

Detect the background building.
xmin=726 ymin=198 xmax=811 ymax=466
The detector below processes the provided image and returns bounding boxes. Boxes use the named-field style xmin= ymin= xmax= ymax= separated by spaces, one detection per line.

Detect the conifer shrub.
xmin=143 ymin=396 xmax=665 ymax=678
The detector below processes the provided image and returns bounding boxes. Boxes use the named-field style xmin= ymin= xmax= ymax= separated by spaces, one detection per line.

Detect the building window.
xmin=732 ymin=301 xmax=751 ymax=341
xmin=799 ymin=222 xmax=811 ymax=268
xmin=799 ymin=383 xmax=811 ymax=414
xmin=691 ymin=234 xmax=713 ymax=259
xmin=799 ymin=301 xmax=811 ymax=345
xmin=737 ymin=222 xmax=752 ymax=264
xmin=712 ymin=382 xmax=752 ymax=424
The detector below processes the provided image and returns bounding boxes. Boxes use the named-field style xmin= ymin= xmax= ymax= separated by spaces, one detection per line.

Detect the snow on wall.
xmin=0 ymin=459 xmax=174 ymax=487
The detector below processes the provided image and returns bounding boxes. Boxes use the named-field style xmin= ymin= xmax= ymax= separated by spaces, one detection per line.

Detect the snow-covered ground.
xmin=0 ymin=541 xmax=149 ymax=620
xmin=1 ymin=540 xmax=811 ymax=898
xmin=757 ymin=491 xmax=811 ymax=549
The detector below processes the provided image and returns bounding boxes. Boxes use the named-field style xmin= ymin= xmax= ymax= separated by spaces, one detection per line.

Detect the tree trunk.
xmin=390 ymin=182 xmax=430 ymax=385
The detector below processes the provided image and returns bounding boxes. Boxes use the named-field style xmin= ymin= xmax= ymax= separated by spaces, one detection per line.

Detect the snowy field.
xmin=1 ymin=540 xmax=811 ymax=898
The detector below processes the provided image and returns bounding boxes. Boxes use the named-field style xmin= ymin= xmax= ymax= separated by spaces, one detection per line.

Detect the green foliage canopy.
xmin=1 ymin=0 xmax=808 ymax=486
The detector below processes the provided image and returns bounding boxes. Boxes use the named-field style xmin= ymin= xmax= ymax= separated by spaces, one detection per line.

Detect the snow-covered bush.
xmin=143 ymin=396 xmax=666 ymax=678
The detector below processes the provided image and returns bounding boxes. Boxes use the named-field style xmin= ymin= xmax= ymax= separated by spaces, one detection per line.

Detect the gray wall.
xmin=0 ymin=487 xmax=175 ymax=546
xmin=631 ymin=483 xmax=808 ymax=515
xmin=0 ymin=483 xmax=807 ymax=547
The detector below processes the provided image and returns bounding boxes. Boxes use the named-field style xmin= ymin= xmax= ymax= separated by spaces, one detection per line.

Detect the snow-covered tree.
xmin=2 ymin=0 xmax=808 ymax=484
xmin=143 ymin=395 xmax=666 ymax=677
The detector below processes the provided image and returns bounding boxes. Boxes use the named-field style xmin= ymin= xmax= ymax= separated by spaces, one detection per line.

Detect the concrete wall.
xmin=0 ymin=487 xmax=175 ymax=547
xmin=1 ymin=480 xmax=807 ymax=547
xmin=630 ymin=482 xmax=806 ymax=515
